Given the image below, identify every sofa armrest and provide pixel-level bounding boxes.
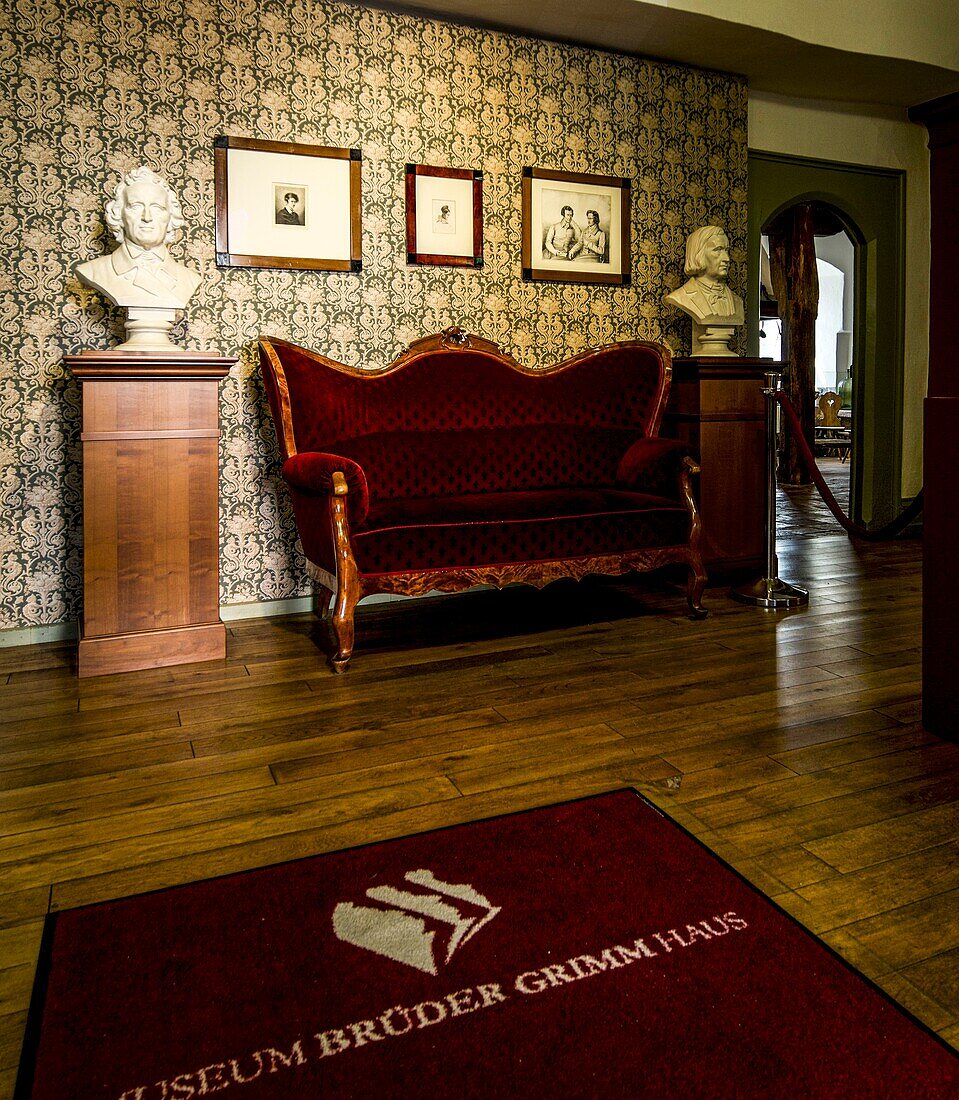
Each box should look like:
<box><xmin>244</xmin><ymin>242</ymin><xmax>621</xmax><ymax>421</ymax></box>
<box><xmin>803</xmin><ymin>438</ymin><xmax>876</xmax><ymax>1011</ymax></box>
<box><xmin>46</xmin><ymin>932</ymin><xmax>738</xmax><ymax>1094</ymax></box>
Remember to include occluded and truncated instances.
<box><xmin>282</xmin><ymin>452</ymin><xmax>370</xmax><ymax>528</ymax></box>
<box><xmin>615</xmin><ymin>437</ymin><xmax>700</xmax><ymax>498</ymax></box>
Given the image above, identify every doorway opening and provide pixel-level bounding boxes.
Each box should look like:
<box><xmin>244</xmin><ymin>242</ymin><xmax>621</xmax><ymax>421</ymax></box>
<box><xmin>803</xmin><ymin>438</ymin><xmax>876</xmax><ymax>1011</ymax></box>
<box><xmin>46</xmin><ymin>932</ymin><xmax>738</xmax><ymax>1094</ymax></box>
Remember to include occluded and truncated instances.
<box><xmin>748</xmin><ymin>151</ymin><xmax>906</xmax><ymax>533</ymax></box>
<box><xmin>759</xmin><ymin>201</ymin><xmax>858</xmax><ymax>539</ymax></box>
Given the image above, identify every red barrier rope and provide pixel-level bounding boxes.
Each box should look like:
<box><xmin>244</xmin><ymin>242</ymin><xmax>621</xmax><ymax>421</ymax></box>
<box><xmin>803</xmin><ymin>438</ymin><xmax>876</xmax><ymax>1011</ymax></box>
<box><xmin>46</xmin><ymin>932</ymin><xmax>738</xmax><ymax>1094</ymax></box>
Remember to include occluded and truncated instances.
<box><xmin>774</xmin><ymin>391</ymin><xmax>923</xmax><ymax>541</ymax></box>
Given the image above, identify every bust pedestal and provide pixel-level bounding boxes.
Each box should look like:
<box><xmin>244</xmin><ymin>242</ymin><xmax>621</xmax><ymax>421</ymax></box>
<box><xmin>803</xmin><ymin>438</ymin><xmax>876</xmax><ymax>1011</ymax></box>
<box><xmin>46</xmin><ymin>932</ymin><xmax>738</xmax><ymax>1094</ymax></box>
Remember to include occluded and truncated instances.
<box><xmin>66</xmin><ymin>350</ymin><xmax>235</xmax><ymax>677</ymax></box>
<box><xmin>691</xmin><ymin>322</ymin><xmax>738</xmax><ymax>357</ymax></box>
<box><xmin>663</xmin><ymin>357</ymin><xmax>780</xmax><ymax>577</ymax></box>
<box><xmin>117</xmin><ymin>307</ymin><xmax>180</xmax><ymax>352</ymax></box>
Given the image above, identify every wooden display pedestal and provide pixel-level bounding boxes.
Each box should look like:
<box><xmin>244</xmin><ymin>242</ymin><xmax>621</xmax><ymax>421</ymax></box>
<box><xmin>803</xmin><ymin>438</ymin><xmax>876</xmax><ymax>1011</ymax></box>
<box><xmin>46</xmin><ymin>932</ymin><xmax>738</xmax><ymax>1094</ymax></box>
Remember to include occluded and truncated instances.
<box><xmin>66</xmin><ymin>350</ymin><xmax>235</xmax><ymax>678</ymax></box>
<box><xmin>663</xmin><ymin>357</ymin><xmax>779</xmax><ymax>577</ymax></box>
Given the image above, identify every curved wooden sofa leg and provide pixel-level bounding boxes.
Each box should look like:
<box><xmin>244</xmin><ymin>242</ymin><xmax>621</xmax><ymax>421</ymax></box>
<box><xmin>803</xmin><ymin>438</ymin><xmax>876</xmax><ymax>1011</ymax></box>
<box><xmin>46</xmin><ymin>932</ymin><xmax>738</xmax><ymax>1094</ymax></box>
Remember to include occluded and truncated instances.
<box><xmin>331</xmin><ymin>580</ymin><xmax>360</xmax><ymax>673</ymax></box>
<box><xmin>329</xmin><ymin>471</ymin><xmax>362</xmax><ymax>674</ymax></box>
<box><xmin>687</xmin><ymin>560</ymin><xmax>708</xmax><ymax>620</ymax></box>
<box><xmin>681</xmin><ymin>455</ymin><xmax>709</xmax><ymax>620</ymax></box>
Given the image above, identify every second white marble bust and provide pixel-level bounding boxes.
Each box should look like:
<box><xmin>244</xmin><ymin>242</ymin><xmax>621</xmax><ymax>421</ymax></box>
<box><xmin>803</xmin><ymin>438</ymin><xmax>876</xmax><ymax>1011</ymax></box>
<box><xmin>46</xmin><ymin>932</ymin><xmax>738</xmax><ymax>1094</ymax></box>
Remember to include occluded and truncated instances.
<box><xmin>664</xmin><ymin>226</ymin><xmax>744</xmax><ymax>325</ymax></box>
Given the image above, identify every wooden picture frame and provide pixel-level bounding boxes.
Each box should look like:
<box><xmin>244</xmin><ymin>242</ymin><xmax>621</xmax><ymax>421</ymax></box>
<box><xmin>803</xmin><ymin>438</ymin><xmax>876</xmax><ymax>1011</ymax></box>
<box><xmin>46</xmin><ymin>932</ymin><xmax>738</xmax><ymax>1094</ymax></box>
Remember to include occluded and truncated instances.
<box><xmin>522</xmin><ymin>168</ymin><xmax>631</xmax><ymax>285</ymax></box>
<box><xmin>406</xmin><ymin>165</ymin><xmax>483</xmax><ymax>267</ymax></box>
<box><xmin>214</xmin><ymin>136</ymin><xmax>362</xmax><ymax>272</ymax></box>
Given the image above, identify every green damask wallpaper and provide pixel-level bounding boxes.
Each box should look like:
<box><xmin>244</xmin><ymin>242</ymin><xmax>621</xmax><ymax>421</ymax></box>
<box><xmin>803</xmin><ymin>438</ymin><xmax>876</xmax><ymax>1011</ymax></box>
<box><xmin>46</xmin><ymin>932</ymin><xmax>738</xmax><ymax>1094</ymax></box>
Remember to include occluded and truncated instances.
<box><xmin>1</xmin><ymin>0</ymin><xmax>747</xmax><ymax>631</ymax></box>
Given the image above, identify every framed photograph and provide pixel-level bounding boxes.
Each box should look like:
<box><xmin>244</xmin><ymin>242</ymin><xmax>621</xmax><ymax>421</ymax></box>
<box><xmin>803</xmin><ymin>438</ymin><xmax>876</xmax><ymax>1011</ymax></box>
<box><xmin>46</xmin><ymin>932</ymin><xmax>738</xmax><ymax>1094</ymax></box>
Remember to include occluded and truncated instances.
<box><xmin>522</xmin><ymin>168</ymin><xmax>630</xmax><ymax>285</ymax></box>
<box><xmin>214</xmin><ymin>136</ymin><xmax>362</xmax><ymax>271</ymax></box>
<box><xmin>406</xmin><ymin>165</ymin><xmax>483</xmax><ymax>267</ymax></box>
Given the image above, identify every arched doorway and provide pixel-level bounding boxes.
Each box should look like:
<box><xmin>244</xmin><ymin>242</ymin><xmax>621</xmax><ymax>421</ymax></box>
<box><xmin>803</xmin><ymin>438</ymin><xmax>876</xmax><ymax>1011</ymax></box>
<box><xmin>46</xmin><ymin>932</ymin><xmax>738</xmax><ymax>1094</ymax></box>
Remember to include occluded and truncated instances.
<box><xmin>748</xmin><ymin>151</ymin><xmax>906</xmax><ymax>531</ymax></box>
<box><xmin>759</xmin><ymin>200</ymin><xmax>859</xmax><ymax>535</ymax></box>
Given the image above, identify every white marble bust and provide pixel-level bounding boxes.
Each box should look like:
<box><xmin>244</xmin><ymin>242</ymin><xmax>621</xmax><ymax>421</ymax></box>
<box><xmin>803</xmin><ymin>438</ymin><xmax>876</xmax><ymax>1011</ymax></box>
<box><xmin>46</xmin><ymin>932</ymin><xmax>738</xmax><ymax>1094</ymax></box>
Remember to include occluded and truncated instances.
<box><xmin>75</xmin><ymin>167</ymin><xmax>201</xmax><ymax>311</ymax></box>
<box><xmin>664</xmin><ymin>226</ymin><xmax>744</xmax><ymax>326</ymax></box>
<box><xmin>664</xmin><ymin>225</ymin><xmax>744</xmax><ymax>356</ymax></box>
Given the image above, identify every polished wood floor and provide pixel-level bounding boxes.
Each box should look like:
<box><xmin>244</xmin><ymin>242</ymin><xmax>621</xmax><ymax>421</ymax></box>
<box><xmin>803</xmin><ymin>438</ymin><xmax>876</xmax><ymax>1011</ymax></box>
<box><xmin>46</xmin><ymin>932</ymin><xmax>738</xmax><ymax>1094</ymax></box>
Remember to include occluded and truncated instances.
<box><xmin>1</xmin><ymin>530</ymin><xmax>955</xmax><ymax>1094</ymax></box>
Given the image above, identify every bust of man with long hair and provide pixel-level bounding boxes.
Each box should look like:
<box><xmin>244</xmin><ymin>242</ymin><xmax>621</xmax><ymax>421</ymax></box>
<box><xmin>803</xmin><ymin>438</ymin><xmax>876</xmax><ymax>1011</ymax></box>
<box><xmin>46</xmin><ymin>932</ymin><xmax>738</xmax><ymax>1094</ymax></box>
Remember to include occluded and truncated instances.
<box><xmin>664</xmin><ymin>226</ymin><xmax>744</xmax><ymax>325</ymax></box>
<box><xmin>75</xmin><ymin>167</ymin><xmax>202</xmax><ymax>310</ymax></box>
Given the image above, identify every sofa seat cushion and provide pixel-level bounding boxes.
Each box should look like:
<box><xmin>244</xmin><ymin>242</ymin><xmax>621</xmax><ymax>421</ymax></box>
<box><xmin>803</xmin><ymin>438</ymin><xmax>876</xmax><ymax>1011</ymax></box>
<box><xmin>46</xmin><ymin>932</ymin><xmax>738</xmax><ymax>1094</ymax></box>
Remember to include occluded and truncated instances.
<box><xmin>352</xmin><ymin>489</ymin><xmax>690</xmax><ymax>574</ymax></box>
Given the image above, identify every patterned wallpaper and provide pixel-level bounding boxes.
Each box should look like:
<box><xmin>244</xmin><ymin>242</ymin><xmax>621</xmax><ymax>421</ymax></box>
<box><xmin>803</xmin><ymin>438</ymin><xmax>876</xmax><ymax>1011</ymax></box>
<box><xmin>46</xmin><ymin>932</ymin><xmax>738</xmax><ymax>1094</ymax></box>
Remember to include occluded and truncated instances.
<box><xmin>0</xmin><ymin>0</ymin><xmax>747</xmax><ymax>629</ymax></box>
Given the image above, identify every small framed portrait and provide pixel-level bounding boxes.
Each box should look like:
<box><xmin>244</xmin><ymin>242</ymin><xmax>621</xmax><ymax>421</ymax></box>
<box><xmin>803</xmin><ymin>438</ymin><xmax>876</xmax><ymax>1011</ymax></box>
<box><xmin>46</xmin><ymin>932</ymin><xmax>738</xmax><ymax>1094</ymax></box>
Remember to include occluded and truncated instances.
<box><xmin>432</xmin><ymin>199</ymin><xmax>455</xmax><ymax>234</ymax></box>
<box><xmin>521</xmin><ymin>168</ymin><xmax>631</xmax><ymax>285</ymax></box>
<box><xmin>274</xmin><ymin>185</ymin><xmax>306</xmax><ymax>227</ymax></box>
<box><xmin>406</xmin><ymin>165</ymin><xmax>483</xmax><ymax>267</ymax></box>
<box><xmin>214</xmin><ymin>136</ymin><xmax>362</xmax><ymax>271</ymax></box>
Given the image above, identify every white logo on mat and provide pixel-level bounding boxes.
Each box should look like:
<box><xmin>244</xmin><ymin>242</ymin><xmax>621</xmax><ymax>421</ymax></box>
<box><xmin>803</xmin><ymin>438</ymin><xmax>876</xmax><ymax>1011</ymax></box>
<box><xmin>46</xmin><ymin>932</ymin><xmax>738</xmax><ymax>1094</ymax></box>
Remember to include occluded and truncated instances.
<box><xmin>332</xmin><ymin>869</ymin><xmax>501</xmax><ymax>975</ymax></box>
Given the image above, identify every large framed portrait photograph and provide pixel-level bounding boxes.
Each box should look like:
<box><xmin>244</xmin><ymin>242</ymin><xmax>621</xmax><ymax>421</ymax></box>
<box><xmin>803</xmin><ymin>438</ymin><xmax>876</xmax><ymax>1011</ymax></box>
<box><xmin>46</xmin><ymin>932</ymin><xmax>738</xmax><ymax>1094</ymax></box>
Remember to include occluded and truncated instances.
<box><xmin>406</xmin><ymin>165</ymin><xmax>483</xmax><ymax>267</ymax></box>
<box><xmin>522</xmin><ymin>168</ymin><xmax>631</xmax><ymax>285</ymax></box>
<box><xmin>214</xmin><ymin>136</ymin><xmax>362</xmax><ymax>271</ymax></box>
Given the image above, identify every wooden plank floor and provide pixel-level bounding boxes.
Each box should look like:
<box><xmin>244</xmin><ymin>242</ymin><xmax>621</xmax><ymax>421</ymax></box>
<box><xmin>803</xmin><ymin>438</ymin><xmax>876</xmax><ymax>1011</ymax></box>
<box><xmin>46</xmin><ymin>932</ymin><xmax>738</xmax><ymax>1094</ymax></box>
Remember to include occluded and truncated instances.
<box><xmin>1</xmin><ymin>532</ymin><xmax>955</xmax><ymax>1094</ymax></box>
<box><xmin>777</xmin><ymin>456</ymin><xmax>850</xmax><ymax>538</ymax></box>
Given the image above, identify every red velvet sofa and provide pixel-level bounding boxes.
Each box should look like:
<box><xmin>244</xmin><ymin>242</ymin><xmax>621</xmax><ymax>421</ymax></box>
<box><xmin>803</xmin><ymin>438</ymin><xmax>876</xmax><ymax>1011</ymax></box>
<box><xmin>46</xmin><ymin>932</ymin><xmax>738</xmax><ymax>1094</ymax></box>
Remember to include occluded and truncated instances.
<box><xmin>259</xmin><ymin>328</ymin><xmax>707</xmax><ymax>671</ymax></box>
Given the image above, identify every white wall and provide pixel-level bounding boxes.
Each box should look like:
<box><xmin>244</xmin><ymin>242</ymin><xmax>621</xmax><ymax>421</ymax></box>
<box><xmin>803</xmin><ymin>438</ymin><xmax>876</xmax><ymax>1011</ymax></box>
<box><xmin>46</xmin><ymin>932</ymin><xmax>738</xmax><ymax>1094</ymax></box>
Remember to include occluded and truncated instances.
<box><xmin>815</xmin><ymin>260</ymin><xmax>844</xmax><ymax>392</ymax></box>
<box><xmin>749</xmin><ymin>91</ymin><xmax>929</xmax><ymax>497</ymax></box>
<box><xmin>816</xmin><ymin>232</ymin><xmax>855</xmax><ymax>335</ymax></box>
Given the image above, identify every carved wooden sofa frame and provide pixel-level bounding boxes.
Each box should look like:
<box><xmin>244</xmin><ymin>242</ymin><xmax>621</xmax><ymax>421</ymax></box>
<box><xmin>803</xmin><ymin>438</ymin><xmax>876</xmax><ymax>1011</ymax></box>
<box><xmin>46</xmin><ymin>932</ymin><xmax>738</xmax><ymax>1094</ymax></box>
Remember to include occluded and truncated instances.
<box><xmin>260</xmin><ymin>328</ymin><xmax>707</xmax><ymax>672</ymax></box>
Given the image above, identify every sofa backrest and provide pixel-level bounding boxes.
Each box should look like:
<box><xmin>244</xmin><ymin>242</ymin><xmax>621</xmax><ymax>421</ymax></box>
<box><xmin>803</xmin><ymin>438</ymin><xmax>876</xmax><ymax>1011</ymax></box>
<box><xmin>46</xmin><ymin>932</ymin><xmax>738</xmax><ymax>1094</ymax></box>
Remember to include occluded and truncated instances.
<box><xmin>260</xmin><ymin>331</ymin><xmax>672</xmax><ymax>498</ymax></box>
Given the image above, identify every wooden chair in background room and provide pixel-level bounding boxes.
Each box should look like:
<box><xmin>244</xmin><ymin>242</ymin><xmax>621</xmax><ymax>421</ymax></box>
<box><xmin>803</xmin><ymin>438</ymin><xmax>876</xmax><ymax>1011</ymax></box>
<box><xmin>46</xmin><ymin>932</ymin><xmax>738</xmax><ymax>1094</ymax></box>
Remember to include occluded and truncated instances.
<box><xmin>815</xmin><ymin>391</ymin><xmax>851</xmax><ymax>461</ymax></box>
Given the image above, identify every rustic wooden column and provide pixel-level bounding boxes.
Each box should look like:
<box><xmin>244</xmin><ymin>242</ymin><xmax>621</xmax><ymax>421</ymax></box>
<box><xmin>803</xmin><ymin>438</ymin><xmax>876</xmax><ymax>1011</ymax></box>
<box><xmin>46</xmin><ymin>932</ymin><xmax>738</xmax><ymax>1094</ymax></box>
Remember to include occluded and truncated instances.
<box><xmin>66</xmin><ymin>351</ymin><xmax>235</xmax><ymax>677</ymax></box>
<box><xmin>664</xmin><ymin>357</ymin><xmax>776</xmax><ymax>577</ymax></box>
<box><xmin>767</xmin><ymin>204</ymin><xmax>819</xmax><ymax>485</ymax></box>
<box><xmin>909</xmin><ymin>92</ymin><xmax>959</xmax><ymax>737</ymax></box>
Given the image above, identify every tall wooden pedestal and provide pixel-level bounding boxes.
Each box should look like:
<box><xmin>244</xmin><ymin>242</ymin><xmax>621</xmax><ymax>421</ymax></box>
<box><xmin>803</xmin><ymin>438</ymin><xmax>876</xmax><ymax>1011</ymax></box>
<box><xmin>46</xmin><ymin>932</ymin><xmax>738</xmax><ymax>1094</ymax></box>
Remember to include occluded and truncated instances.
<box><xmin>66</xmin><ymin>351</ymin><xmax>235</xmax><ymax>677</ymax></box>
<box><xmin>663</xmin><ymin>357</ymin><xmax>778</xmax><ymax>577</ymax></box>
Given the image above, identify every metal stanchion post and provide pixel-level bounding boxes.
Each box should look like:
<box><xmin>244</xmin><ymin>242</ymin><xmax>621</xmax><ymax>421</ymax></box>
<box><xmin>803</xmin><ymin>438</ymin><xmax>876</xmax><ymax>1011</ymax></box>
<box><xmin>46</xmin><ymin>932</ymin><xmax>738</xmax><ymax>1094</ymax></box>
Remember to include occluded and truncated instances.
<box><xmin>732</xmin><ymin>370</ymin><xmax>809</xmax><ymax>609</ymax></box>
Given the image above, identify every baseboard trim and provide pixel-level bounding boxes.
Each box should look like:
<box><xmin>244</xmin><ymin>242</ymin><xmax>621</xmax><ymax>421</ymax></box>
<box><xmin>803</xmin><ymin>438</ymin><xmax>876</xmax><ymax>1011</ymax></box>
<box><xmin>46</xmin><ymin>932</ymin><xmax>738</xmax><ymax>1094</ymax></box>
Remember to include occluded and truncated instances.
<box><xmin>0</xmin><ymin>622</ymin><xmax>79</xmax><ymax>649</ymax></box>
<box><xmin>1</xmin><ymin>587</ymin><xmax>494</xmax><ymax>649</ymax></box>
<box><xmin>219</xmin><ymin>590</ymin><xmax>425</xmax><ymax>622</ymax></box>
<box><xmin>219</xmin><ymin>596</ymin><xmax>319</xmax><ymax>621</ymax></box>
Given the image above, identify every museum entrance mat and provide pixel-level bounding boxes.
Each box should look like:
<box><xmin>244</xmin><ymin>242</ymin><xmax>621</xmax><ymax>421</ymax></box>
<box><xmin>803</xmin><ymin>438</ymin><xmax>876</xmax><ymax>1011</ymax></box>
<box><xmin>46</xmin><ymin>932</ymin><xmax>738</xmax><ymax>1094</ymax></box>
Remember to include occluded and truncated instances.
<box><xmin>17</xmin><ymin>790</ymin><xmax>959</xmax><ymax>1097</ymax></box>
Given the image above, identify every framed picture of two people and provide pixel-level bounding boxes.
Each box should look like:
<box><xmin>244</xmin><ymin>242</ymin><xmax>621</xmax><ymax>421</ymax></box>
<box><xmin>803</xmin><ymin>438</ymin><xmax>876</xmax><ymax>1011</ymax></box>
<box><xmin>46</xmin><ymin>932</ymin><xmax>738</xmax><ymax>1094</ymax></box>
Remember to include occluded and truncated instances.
<box><xmin>522</xmin><ymin>167</ymin><xmax>631</xmax><ymax>286</ymax></box>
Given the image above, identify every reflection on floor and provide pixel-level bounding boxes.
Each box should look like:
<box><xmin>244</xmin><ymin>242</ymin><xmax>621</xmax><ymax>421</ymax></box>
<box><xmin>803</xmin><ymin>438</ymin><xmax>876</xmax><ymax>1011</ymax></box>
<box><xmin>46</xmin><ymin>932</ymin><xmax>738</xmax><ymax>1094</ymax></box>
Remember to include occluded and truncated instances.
<box><xmin>777</xmin><ymin>457</ymin><xmax>851</xmax><ymax>540</ymax></box>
